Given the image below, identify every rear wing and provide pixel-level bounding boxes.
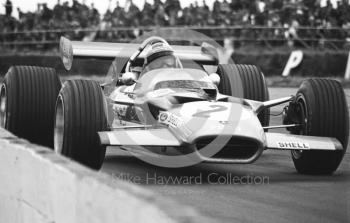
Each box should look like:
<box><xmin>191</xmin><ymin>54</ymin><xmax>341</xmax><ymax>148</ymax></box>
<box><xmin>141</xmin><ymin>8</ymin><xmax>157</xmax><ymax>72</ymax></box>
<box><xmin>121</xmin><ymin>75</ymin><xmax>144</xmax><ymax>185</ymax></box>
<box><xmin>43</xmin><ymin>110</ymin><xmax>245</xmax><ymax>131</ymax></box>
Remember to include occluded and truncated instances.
<box><xmin>59</xmin><ymin>37</ymin><xmax>218</xmax><ymax>70</ymax></box>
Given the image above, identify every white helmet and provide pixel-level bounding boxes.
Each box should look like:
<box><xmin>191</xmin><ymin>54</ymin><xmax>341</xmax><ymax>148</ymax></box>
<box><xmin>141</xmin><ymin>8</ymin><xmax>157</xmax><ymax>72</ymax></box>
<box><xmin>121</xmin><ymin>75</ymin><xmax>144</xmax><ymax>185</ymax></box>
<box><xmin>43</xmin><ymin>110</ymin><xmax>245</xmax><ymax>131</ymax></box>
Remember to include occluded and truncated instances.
<box><xmin>143</xmin><ymin>42</ymin><xmax>182</xmax><ymax>72</ymax></box>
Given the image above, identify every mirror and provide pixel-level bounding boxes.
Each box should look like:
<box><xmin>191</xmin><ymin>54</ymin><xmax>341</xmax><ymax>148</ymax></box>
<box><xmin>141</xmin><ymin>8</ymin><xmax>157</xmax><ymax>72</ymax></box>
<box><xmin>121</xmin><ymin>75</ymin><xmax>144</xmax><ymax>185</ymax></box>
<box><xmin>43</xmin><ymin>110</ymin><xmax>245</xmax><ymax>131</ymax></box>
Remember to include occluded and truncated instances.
<box><xmin>209</xmin><ymin>73</ymin><xmax>220</xmax><ymax>86</ymax></box>
<box><xmin>59</xmin><ymin>37</ymin><xmax>73</xmax><ymax>71</ymax></box>
<box><xmin>121</xmin><ymin>72</ymin><xmax>138</xmax><ymax>86</ymax></box>
<box><xmin>201</xmin><ymin>42</ymin><xmax>219</xmax><ymax>61</ymax></box>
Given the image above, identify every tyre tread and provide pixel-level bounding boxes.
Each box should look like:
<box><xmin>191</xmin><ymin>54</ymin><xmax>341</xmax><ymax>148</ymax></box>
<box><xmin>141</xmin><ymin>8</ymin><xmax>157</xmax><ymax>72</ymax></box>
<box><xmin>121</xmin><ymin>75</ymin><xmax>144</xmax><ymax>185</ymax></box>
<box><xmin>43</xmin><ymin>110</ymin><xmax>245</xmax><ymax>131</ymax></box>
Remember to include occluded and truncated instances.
<box><xmin>2</xmin><ymin>66</ymin><xmax>61</xmax><ymax>147</ymax></box>
<box><xmin>217</xmin><ymin>64</ymin><xmax>270</xmax><ymax>127</ymax></box>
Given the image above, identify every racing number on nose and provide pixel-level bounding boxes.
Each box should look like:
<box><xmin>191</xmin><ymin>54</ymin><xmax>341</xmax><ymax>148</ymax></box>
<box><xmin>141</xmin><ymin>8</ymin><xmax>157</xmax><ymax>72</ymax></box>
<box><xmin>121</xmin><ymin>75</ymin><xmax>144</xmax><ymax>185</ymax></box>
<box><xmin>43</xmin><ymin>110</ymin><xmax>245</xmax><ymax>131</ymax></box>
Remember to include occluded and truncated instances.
<box><xmin>193</xmin><ymin>105</ymin><xmax>228</xmax><ymax>118</ymax></box>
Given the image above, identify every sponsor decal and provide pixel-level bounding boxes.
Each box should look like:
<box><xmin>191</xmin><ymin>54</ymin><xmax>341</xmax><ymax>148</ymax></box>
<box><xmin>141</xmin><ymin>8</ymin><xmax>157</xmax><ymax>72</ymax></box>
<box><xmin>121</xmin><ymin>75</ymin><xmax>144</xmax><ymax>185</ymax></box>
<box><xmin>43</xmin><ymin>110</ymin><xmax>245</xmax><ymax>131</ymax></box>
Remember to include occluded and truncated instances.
<box><xmin>113</xmin><ymin>104</ymin><xmax>129</xmax><ymax>117</ymax></box>
<box><xmin>158</xmin><ymin>112</ymin><xmax>182</xmax><ymax>128</ymax></box>
<box><xmin>159</xmin><ymin>112</ymin><xmax>169</xmax><ymax>122</ymax></box>
<box><xmin>158</xmin><ymin>112</ymin><xmax>192</xmax><ymax>139</ymax></box>
<box><xmin>277</xmin><ymin>142</ymin><xmax>310</xmax><ymax>149</ymax></box>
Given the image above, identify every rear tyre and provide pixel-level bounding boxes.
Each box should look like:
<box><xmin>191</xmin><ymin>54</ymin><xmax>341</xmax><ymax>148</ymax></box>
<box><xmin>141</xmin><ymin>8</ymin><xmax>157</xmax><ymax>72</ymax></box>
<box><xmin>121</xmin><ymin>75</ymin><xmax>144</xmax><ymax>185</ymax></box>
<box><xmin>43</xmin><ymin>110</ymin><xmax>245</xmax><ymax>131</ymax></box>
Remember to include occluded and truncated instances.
<box><xmin>54</xmin><ymin>80</ymin><xmax>107</xmax><ymax>170</ymax></box>
<box><xmin>216</xmin><ymin>64</ymin><xmax>270</xmax><ymax>127</ymax></box>
<box><xmin>0</xmin><ymin>66</ymin><xmax>61</xmax><ymax>147</ymax></box>
<box><xmin>291</xmin><ymin>79</ymin><xmax>349</xmax><ymax>174</ymax></box>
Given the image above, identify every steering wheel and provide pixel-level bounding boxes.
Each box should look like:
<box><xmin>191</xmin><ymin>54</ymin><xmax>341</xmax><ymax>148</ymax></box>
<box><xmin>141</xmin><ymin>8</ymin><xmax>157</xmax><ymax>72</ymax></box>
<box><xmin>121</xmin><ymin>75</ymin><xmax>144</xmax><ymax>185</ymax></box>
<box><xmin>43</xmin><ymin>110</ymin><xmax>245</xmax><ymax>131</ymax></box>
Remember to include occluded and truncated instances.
<box><xmin>125</xmin><ymin>36</ymin><xmax>169</xmax><ymax>72</ymax></box>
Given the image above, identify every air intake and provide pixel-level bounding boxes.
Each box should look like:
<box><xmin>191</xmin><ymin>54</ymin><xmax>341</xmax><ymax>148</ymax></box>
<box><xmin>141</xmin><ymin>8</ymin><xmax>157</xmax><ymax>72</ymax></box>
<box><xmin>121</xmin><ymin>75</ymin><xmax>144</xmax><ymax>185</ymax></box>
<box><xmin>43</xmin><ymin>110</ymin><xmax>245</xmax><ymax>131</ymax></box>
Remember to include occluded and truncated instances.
<box><xmin>195</xmin><ymin>136</ymin><xmax>263</xmax><ymax>163</ymax></box>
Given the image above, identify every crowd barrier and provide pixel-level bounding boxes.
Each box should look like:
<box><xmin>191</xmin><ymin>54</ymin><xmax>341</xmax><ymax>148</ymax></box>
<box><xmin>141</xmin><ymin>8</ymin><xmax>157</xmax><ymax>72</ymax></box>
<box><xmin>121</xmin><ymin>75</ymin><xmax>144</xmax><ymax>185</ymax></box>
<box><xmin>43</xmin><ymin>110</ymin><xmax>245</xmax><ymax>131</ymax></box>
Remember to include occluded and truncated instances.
<box><xmin>0</xmin><ymin>128</ymin><xmax>213</xmax><ymax>223</ymax></box>
<box><xmin>1</xmin><ymin>26</ymin><xmax>349</xmax><ymax>51</ymax></box>
<box><xmin>0</xmin><ymin>51</ymin><xmax>348</xmax><ymax>77</ymax></box>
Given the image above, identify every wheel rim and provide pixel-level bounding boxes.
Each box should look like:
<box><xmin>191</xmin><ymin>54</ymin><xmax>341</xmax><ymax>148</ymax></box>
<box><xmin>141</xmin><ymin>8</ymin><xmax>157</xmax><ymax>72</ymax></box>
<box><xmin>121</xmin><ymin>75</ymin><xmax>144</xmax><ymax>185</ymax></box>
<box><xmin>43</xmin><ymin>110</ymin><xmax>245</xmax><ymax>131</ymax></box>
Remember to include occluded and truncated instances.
<box><xmin>54</xmin><ymin>95</ymin><xmax>65</xmax><ymax>154</ymax></box>
<box><xmin>291</xmin><ymin>149</ymin><xmax>303</xmax><ymax>159</ymax></box>
<box><xmin>0</xmin><ymin>84</ymin><xmax>7</xmax><ymax>128</ymax></box>
<box><xmin>291</xmin><ymin>96</ymin><xmax>308</xmax><ymax>160</ymax></box>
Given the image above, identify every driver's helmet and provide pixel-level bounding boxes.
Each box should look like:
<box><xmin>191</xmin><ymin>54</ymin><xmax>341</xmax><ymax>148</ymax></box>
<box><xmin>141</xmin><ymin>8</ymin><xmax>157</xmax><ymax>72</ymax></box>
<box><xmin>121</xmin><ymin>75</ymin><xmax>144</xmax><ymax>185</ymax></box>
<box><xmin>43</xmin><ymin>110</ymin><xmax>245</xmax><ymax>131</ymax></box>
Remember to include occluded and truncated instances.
<box><xmin>143</xmin><ymin>42</ymin><xmax>182</xmax><ymax>73</ymax></box>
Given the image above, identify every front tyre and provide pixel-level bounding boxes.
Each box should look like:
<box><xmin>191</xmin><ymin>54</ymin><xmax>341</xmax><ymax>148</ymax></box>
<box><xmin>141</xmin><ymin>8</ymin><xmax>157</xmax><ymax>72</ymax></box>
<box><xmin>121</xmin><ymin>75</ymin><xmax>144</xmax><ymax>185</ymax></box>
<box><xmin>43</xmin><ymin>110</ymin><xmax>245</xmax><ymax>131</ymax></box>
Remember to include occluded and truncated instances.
<box><xmin>54</xmin><ymin>80</ymin><xmax>107</xmax><ymax>170</ymax></box>
<box><xmin>0</xmin><ymin>66</ymin><xmax>61</xmax><ymax>147</ymax></box>
<box><xmin>291</xmin><ymin>79</ymin><xmax>349</xmax><ymax>174</ymax></box>
<box><xmin>216</xmin><ymin>64</ymin><xmax>270</xmax><ymax>127</ymax></box>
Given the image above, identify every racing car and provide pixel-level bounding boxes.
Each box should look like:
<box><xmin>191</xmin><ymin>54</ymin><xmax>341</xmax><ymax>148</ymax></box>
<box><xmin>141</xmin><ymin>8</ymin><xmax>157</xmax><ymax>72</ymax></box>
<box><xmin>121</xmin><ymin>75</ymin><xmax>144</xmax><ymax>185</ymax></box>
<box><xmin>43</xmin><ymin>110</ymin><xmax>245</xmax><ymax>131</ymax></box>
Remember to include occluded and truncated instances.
<box><xmin>0</xmin><ymin>36</ymin><xmax>348</xmax><ymax>174</ymax></box>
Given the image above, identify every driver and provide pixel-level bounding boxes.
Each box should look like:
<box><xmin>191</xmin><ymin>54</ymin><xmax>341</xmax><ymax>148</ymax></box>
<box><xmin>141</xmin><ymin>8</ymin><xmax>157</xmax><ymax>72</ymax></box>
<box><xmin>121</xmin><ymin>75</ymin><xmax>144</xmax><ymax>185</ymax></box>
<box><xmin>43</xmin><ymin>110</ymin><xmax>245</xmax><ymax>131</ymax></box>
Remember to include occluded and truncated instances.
<box><xmin>142</xmin><ymin>42</ymin><xmax>183</xmax><ymax>74</ymax></box>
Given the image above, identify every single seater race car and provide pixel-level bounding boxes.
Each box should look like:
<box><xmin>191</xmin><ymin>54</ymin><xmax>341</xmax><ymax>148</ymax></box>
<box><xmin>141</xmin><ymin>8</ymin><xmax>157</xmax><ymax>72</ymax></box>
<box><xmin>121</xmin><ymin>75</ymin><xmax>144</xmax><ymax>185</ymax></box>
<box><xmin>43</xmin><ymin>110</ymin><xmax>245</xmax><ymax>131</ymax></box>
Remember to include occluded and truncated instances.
<box><xmin>0</xmin><ymin>36</ymin><xmax>348</xmax><ymax>174</ymax></box>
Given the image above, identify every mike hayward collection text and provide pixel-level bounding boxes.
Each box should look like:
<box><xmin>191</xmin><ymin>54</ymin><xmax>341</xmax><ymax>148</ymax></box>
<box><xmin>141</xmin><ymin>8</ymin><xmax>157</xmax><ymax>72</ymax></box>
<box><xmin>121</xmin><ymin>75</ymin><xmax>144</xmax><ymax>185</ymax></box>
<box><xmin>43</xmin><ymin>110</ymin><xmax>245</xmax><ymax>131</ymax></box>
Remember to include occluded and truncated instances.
<box><xmin>112</xmin><ymin>173</ymin><xmax>270</xmax><ymax>185</ymax></box>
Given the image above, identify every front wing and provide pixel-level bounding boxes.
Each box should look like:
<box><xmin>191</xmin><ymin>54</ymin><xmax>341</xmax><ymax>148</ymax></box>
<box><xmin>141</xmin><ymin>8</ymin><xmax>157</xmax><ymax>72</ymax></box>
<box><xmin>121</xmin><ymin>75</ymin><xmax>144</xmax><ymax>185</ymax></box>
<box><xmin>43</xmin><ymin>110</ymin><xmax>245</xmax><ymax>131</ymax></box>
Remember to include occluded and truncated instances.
<box><xmin>98</xmin><ymin>128</ymin><xmax>182</xmax><ymax>147</ymax></box>
<box><xmin>265</xmin><ymin>133</ymin><xmax>343</xmax><ymax>151</ymax></box>
<box><xmin>98</xmin><ymin>129</ymin><xmax>343</xmax><ymax>151</ymax></box>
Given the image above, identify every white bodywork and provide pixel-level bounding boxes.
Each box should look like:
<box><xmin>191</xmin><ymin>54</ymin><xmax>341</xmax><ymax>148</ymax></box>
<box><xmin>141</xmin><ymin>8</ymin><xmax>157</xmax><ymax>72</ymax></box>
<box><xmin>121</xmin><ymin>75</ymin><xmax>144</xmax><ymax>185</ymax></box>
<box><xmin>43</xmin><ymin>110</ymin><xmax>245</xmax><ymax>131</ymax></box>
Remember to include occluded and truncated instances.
<box><xmin>60</xmin><ymin>37</ymin><xmax>344</xmax><ymax>164</ymax></box>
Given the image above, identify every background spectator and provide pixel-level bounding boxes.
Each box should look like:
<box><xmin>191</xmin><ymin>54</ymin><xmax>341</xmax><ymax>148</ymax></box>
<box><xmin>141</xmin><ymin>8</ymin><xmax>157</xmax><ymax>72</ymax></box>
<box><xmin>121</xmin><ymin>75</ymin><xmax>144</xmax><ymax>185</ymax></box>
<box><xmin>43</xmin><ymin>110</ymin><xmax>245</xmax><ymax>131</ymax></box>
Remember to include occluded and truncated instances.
<box><xmin>1</xmin><ymin>0</ymin><xmax>349</xmax><ymax>50</ymax></box>
<box><xmin>4</xmin><ymin>0</ymin><xmax>12</xmax><ymax>17</ymax></box>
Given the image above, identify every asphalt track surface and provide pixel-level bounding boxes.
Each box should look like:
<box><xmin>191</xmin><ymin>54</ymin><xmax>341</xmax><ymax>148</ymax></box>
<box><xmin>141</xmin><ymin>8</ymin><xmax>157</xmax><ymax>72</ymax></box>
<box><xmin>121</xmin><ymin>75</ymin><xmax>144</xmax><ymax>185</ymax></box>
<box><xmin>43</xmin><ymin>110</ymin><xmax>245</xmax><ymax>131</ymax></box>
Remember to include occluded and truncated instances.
<box><xmin>101</xmin><ymin>88</ymin><xmax>350</xmax><ymax>223</ymax></box>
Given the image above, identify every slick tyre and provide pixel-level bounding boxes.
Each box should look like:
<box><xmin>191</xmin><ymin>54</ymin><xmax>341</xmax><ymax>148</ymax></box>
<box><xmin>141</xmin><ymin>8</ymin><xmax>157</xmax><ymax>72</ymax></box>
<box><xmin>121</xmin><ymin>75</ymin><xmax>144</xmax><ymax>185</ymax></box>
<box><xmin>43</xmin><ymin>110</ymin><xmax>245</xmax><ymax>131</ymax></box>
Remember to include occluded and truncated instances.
<box><xmin>291</xmin><ymin>79</ymin><xmax>349</xmax><ymax>175</ymax></box>
<box><xmin>0</xmin><ymin>66</ymin><xmax>61</xmax><ymax>147</ymax></box>
<box><xmin>216</xmin><ymin>64</ymin><xmax>270</xmax><ymax>127</ymax></box>
<box><xmin>54</xmin><ymin>80</ymin><xmax>107</xmax><ymax>170</ymax></box>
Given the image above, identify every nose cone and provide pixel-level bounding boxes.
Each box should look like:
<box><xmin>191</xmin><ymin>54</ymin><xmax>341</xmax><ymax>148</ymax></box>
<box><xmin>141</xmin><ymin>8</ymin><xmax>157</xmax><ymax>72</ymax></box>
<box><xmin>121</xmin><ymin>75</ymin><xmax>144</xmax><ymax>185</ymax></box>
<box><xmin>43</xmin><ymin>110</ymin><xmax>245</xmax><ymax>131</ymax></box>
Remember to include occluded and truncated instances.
<box><xmin>169</xmin><ymin>101</ymin><xmax>265</xmax><ymax>144</ymax></box>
